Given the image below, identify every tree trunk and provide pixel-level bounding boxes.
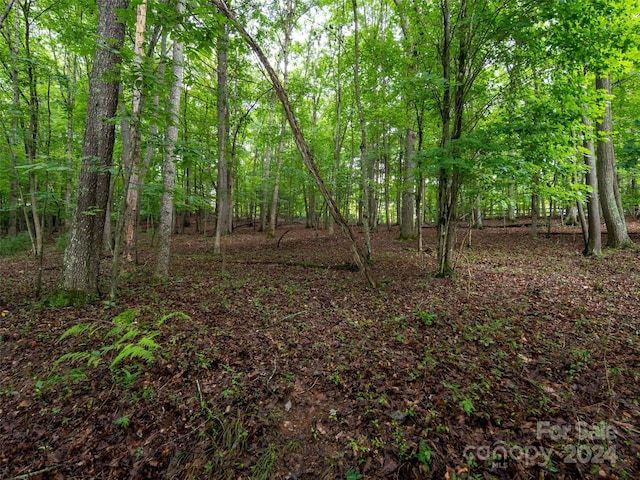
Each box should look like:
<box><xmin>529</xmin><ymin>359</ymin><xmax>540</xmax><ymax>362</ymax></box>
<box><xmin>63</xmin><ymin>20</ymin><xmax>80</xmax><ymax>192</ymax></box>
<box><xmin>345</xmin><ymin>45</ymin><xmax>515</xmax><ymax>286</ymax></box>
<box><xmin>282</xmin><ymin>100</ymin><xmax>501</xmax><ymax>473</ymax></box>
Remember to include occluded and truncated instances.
<box><xmin>595</xmin><ymin>74</ymin><xmax>632</xmax><ymax>248</ymax></box>
<box><xmin>329</xmin><ymin>46</ymin><xmax>344</xmax><ymax>235</ymax></box>
<box><xmin>268</xmin><ymin>121</ymin><xmax>286</xmax><ymax>236</ymax></box>
<box><xmin>214</xmin><ymin>21</ymin><xmax>229</xmax><ymax>254</ymax></box>
<box><xmin>259</xmin><ymin>99</ymin><xmax>274</xmax><ymax>232</ymax></box>
<box><xmin>123</xmin><ymin>0</ymin><xmax>149</xmax><ymax>264</ymax></box>
<box><xmin>352</xmin><ymin>0</ymin><xmax>372</xmax><ymax>261</ymax></box>
<box><xmin>582</xmin><ymin>114</ymin><xmax>601</xmax><ymax>255</ymax></box>
<box><xmin>154</xmin><ymin>0</ymin><xmax>184</xmax><ymax>279</ymax></box>
<box><xmin>62</xmin><ymin>52</ymin><xmax>78</xmax><ymax>233</ymax></box>
<box><xmin>531</xmin><ymin>191</ymin><xmax>539</xmax><ymax>239</ymax></box>
<box><xmin>399</xmin><ymin>129</ymin><xmax>416</xmax><ymax>239</ymax></box>
<box><xmin>61</xmin><ymin>0</ymin><xmax>128</xmax><ymax>295</ymax></box>
<box><xmin>435</xmin><ymin>0</ymin><xmax>464</xmax><ymax>278</ymax></box>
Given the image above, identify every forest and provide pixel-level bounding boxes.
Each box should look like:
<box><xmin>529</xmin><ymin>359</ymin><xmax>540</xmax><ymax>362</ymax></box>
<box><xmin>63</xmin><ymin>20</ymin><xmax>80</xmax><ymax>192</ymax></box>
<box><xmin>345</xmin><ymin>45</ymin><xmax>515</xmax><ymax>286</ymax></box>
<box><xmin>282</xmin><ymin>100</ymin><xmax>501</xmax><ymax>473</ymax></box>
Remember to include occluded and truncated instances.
<box><xmin>1</xmin><ymin>0</ymin><xmax>640</xmax><ymax>478</ymax></box>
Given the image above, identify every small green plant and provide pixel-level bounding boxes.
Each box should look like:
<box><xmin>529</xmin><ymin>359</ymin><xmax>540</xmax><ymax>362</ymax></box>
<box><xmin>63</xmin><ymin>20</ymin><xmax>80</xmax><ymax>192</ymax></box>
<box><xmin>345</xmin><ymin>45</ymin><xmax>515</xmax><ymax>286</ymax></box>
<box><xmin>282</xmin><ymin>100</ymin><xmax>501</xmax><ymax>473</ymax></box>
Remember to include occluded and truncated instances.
<box><xmin>251</xmin><ymin>445</ymin><xmax>278</xmax><ymax>480</ymax></box>
<box><xmin>346</xmin><ymin>469</ymin><xmax>363</xmax><ymax>480</ymax></box>
<box><xmin>459</xmin><ymin>398</ymin><xmax>475</xmax><ymax>416</ymax></box>
<box><xmin>114</xmin><ymin>415</ymin><xmax>130</xmax><ymax>429</ymax></box>
<box><xmin>415</xmin><ymin>440</ymin><xmax>434</xmax><ymax>468</ymax></box>
<box><xmin>415</xmin><ymin>310</ymin><xmax>437</xmax><ymax>326</ymax></box>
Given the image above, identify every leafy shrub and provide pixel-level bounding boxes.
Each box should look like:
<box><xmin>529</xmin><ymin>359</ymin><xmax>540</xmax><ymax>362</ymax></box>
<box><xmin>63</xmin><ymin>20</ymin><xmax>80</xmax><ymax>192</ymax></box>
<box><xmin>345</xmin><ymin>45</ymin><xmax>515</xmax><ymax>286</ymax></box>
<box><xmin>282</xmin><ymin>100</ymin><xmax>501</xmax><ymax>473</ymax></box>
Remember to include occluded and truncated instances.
<box><xmin>0</xmin><ymin>232</ymin><xmax>32</xmax><ymax>256</ymax></box>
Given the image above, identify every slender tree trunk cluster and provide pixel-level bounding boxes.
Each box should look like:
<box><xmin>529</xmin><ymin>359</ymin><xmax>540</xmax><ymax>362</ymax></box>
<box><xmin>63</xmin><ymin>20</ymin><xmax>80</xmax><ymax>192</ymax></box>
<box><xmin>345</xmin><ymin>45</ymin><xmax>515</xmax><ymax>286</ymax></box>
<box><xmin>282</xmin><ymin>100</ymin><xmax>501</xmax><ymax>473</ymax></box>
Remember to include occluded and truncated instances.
<box><xmin>1</xmin><ymin>0</ymin><xmax>632</xmax><ymax>299</ymax></box>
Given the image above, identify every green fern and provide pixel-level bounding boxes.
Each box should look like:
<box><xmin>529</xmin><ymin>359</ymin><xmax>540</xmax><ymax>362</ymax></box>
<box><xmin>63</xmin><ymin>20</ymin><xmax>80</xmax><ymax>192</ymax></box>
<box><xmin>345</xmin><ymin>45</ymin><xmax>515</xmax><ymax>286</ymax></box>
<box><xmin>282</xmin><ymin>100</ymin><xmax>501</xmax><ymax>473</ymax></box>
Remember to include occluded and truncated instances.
<box><xmin>157</xmin><ymin>311</ymin><xmax>191</xmax><ymax>326</ymax></box>
<box><xmin>57</xmin><ymin>322</ymin><xmax>101</xmax><ymax>343</ymax></box>
<box><xmin>54</xmin><ymin>310</ymin><xmax>181</xmax><ymax>377</ymax></box>
<box><xmin>112</xmin><ymin>308</ymin><xmax>140</xmax><ymax>326</ymax></box>
<box><xmin>138</xmin><ymin>333</ymin><xmax>160</xmax><ymax>349</ymax></box>
<box><xmin>110</xmin><ymin>327</ymin><xmax>141</xmax><ymax>344</ymax></box>
<box><xmin>53</xmin><ymin>350</ymin><xmax>102</xmax><ymax>370</ymax></box>
<box><xmin>110</xmin><ymin>343</ymin><xmax>156</xmax><ymax>368</ymax></box>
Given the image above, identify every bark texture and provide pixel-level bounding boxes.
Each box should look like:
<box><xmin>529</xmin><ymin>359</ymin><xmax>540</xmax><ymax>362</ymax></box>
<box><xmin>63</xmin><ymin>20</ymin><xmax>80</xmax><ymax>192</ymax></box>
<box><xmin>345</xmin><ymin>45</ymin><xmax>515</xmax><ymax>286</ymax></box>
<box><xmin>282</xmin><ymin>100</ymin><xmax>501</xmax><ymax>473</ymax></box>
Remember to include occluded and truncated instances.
<box><xmin>154</xmin><ymin>0</ymin><xmax>185</xmax><ymax>279</ymax></box>
<box><xmin>61</xmin><ymin>0</ymin><xmax>128</xmax><ymax>294</ymax></box>
<box><xmin>595</xmin><ymin>75</ymin><xmax>632</xmax><ymax>248</ymax></box>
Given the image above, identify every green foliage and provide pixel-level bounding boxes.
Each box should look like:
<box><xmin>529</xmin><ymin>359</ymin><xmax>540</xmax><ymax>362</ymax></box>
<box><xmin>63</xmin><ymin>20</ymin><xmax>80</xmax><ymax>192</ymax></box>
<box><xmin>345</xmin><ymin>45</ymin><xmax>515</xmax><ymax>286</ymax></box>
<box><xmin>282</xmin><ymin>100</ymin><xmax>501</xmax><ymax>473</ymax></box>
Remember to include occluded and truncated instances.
<box><xmin>250</xmin><ymin>445</ymin><xmax>278</xmax><ymax>480</ymax></box>
<box><xmin>53</xmin><ymin>308</ymin><xmax>187</xmax><ymax>374</ymax></box>
<box><xmin>114</xmin><ymin>415</ymin><xmax>130</xmax><ymax>429</ymax></box>
<box><xmin>0</xmin><ymin>232</ymin><xmax>32</xmax><ymax>256</ymax></box>
<box><xmin>414</xmin><ymin>310</ymin><xmax>436</xmax><ymax>327</ymax></box>
<box><xmin>346</xmin><ymin>469</ymin><xmax>363</xmax><ymax>480</ymax></box>
<box><xmin>415</xmin><ymin>440</ymin><xmax>434</xmax><ymax>468</ymax></box>
<box><xmin>459</xmin><ymin>398</ymin><xmax>475</xmax><ymax>416</ymax></box>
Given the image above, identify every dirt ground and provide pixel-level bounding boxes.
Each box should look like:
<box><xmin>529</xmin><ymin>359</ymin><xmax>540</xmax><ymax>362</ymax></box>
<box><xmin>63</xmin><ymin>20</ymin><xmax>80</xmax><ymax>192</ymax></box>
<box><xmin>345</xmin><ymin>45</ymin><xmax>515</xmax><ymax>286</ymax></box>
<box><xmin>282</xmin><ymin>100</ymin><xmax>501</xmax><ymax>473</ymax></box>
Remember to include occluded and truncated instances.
<box><xmin>1</xmin><ymin>220</ymin><xmax>639</xmax><ymax>479</ymax></box>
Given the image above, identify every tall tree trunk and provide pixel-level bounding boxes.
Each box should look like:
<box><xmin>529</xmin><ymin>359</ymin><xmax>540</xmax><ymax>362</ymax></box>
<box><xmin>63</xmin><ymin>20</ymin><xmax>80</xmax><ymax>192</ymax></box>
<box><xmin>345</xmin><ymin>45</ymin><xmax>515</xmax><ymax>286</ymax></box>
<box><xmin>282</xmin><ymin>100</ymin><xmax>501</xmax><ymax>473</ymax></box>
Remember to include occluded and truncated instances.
<box><xmin>214</xmin><ymin>20</ymin><xmax>229</xmax><ymax>254</ymax></box>
<box><xmin>7</xmin><ymin>9</ymin><xmax>21</xmax><ymax>238</ymax></box>
<box><xmin>328</xmin><ymin>36</ymin><xmax>344</xmax><ymax>235</ymax></box>
<box><xmin>123</xmin><ymin>0</ymin><xmax>149</xmax><ymax>264</ymax></box>
<box><xmin>531</xmin><ymin>189</ymin><xmax>539</xmax><ymax>239</ymax></box>
<box><xmin>62</xmin><ymin>52</ymin><xmax>78</xmax><ymax>233</ymax></box>
<box><xmin>595</xmin><ymin>74</ymin><xmax>632</xmax><ymax>248</ymax></box>
<box><xmin>435</xmin><ymin>0</ymin><xmax>462</xmax><ymax>278</ymax></box>
<box><xmin>15</xmin><ymin>2</ymin><xmax>43</xmax><ymax>256</ymax></box>
<box><xmin>259</xmin><ymin>99</ymin><xmax>274</xmax><ymax>232</ymax></box>
<box><xmin>582</xmin><ymin>114</ymin><xmax>602</xmax><ymax>255</ymax></box>
<box><xmin>212</xmin><ymin>0</ymin><xmax>376</xmax><ymax>287</ymax></box>
<box><xmin>268</xmin><ymin>121</ymin><xmax>286</xmax><ymax>236</ymax></box>
<box><xmin>351</xmin><ymin>0</ymin><xmax>372</xmax><ymax>261</ymax></box>
<box><xmin>61</xmin><ymin>0</ymin><xmax>128</xmax><ymax>295</ymax></box>
<box><xmin>154</xmin><ymin>0</ymin><xmax>184</xmax><ymax>279</ymax></box>
<box><xmin>399</xmin><ymin>129</ymin><xmax>416</xmax><ymax>239</ymax></box>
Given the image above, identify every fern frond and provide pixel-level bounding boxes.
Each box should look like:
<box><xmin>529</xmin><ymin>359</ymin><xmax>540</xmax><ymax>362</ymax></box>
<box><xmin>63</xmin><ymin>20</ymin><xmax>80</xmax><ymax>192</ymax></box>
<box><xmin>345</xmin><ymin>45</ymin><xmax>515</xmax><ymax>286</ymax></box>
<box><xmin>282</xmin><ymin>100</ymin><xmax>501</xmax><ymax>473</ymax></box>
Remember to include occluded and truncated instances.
<box><xmin>52</xmin><ymin>351</ymin><xmax>93</xmax><ymax>370</ymax></box>
<box><xmin>138</xmin><ymin>332</ymin><xmax>160</xmax><ymax>350</ymax></box>
<box><xmin>58</xmin><ymin>323</ymin><xmax>101</xmax><ymax>343</ymax></box>
<box><xmin>110</xmin><ymin>344</ymin><xmax>156</xmax><ymax>368</ymax></box>
<box><xmin>113</xmin><ymin>328</ymin><xmax>141</xmax><ymax>345</ymax></box>
<box><xmin>105</xmin><ymin>323</ymin><xmax>128</xmax><ymax>339</ymax></box>
<box><xmin>113</xmin><ymin>308</ymin><xmax>140</xmax><ymax>326</ymax></box>
<box><xmin>157</xmin><ymin>311</ymin><xmax>191</xmax><ymax>326</ymax></box>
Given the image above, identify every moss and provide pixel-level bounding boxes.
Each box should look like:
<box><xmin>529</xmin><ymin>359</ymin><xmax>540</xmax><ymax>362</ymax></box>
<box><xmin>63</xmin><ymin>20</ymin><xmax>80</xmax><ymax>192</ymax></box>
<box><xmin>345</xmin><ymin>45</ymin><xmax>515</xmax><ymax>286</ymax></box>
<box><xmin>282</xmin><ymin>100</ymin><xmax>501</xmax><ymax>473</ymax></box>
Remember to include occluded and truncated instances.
<box><xmin>40</xmin><ymin>290</ymin><xmax>97</xmax><ymax>308</ymax></box>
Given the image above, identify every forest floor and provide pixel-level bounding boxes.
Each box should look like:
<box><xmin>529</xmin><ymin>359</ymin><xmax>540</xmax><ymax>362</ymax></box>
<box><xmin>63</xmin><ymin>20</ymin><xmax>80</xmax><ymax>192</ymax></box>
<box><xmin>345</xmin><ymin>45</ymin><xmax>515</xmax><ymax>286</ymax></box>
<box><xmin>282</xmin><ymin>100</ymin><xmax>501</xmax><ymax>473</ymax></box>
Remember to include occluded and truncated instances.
<box><xmin>1</xmin><ymin>220</ymin><xmax>640</xmax><ymax>480</ymax></box>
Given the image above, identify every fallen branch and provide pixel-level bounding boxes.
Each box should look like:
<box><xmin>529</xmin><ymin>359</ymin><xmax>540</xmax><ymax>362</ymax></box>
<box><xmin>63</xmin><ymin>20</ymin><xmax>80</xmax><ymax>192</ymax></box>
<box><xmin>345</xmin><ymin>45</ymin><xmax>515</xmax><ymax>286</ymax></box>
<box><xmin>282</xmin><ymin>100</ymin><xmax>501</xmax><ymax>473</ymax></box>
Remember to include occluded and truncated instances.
<box><xmin>8</xmin><ymin>465</ymin><xmax>62</xmax><ymax>480</ymax></box>
<box><xmin>277</xmin><ymin>229</ymin><xmax>290</xmax><ymax>248</ymax></box>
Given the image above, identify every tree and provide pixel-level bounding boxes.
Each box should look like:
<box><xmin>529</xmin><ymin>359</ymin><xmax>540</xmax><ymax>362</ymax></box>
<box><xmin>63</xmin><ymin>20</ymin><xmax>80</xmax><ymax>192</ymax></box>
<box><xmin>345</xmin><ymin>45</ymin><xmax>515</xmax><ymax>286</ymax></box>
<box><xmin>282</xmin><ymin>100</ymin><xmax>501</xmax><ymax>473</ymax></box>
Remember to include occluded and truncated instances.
<box><xmin>214</xmin><ymin>18</ymin><xmax>230</xmax><ymax>254</ymax></box>
<box><xmin>596</xmin><ymin>74</ymin><xmax>632</xmax><ymax>247</ymax></box>
<box><xmin>61</xmin><ymin>0</ymin><xmax>129</xmax><ymax>295</ymax></box>
<box><xmin>155</xmin><ymin>0</ymin><xmax>185</xmax><ymax>279</ymax></box>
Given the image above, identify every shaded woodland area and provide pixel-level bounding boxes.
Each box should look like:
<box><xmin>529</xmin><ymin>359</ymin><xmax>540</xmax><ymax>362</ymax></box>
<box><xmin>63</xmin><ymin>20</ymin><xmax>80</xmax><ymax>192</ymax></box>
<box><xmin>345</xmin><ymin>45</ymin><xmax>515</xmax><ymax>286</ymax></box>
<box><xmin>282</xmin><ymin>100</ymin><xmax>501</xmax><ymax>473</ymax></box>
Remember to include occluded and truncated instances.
<box><xmin>2</xmin><ymin>0</ymin><xmax>640</xmax><ymax>477</ymax></box>
<box><xmin>1</xmin><ymin>221</ymin><xmax>640</xmax><ymax>479</ymax></box>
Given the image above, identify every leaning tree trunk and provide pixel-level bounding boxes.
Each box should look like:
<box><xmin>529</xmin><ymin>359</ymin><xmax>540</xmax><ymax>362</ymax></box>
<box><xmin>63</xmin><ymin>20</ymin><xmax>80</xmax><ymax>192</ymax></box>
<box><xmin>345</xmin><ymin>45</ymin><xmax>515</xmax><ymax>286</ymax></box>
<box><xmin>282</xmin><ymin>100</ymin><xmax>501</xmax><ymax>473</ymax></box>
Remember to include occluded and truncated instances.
<box><xmin>595</xmin><ymin>74</ymin><xmax>632</xmax><ymax>248</ymax></box>
<box><xmin>154</xmin><ymin>0</ymin><xmax>184</xmax><ymax>279</ymax></box>
<box><xmin>211</xmin><ymin>0</ymin><xmax>376</xmax><ymax>287</ymax></box>
<box><xmin>61</xmin><ymin>0</ymin><xmax>128</xmax><ymax>295</ymax></box>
